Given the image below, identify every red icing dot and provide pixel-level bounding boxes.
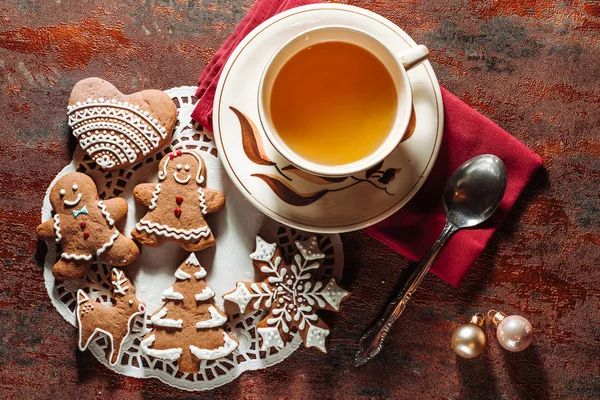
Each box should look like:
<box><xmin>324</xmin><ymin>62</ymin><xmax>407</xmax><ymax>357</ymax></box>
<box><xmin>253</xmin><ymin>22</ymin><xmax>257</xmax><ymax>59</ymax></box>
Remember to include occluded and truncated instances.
<box><xmin>83</xmin><ymin>232</ymin><xmax>90</xmax><ymax>239</ymax></box>
<box><xmin>169</xmin><ymin>154</ymin><xmax>175</xmax><ymax>160</ymax></box>
<box><xmin>176</xmin><ymin>196</ymin><xmax>183</xmax><ymax>205</ymax></box>
<box><xmin>174</xmin><ymin>208</ymin><xmax>182</xmax><ymax>218</ymax></box>
<box><xmin>176</xmin><ymin>150</ymin><xmax>182</xmax><ymax>156</ymax></box>
<box><xmin>80</xmin><ymin>221</ymin><xmax>86</xmax><ymax>229</ymax></box>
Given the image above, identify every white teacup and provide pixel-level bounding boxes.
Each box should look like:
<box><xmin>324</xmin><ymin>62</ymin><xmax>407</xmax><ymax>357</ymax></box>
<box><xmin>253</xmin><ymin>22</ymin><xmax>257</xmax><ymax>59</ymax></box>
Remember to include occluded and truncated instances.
<box><xmin>257</xmin><ymin>26</ymin><xmax>429</xmax><ymax>177</ymax></box>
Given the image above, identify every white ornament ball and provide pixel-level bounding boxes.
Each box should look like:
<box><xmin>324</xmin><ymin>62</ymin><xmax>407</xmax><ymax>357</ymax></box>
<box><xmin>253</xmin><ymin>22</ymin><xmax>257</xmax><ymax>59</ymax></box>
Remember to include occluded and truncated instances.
<box><xmin>496</xmin><ymin>315</ymin><xmax>533</xmax><ymax>352</ymax></box>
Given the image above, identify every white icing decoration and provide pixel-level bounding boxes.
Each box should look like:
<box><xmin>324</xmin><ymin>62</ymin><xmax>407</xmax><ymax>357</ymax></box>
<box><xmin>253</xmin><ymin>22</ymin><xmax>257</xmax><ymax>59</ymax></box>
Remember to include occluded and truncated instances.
<box><xmin>223</xmin><ymin>282</ymin><xmax>252</xmax><ymax>313</ymax></box>
<box><xmin>76</xmin><ymin>288</ymin><xmax>146</xmax><ymax>366</ymax></box>
<box><xmin>249</xmin><ymin>236</ymin><xmax>277</xmax><ymax>262</ymax></box>
<box><xmin>295</xmin><ymin>236</ymin><xmax>326</xmax><ymax>261</ymax></box>
<box><xmin>135</xmin><ymin>219</ymin><xmax>211</xmax><ymax>240</ymax></box>
<box><xmin>189</xmin><ymin>332</ymin><xmax>238</xmax><ymax>360</ymax></box>
<box><xmin>151</xmin><ymin>307</ymin><xmax>183</xmax><ymax>328</ymax></box>
<box><xmin>67</xmin><ymin>99</ymin><xmax>168</xmax><ymax>169</ymax></box>
<box><xmin>61</xmin><ymin>253</ymin><xmax>92</xmax><ymax>261</ymax></box>
<box><xmin>111</xmin><ymin>269</ymin><xmax>130</xmax><ymax>296</ymax></box>
<box><xmin>257</xmin><ymin>327</ymin><xmax>285</xmax><ymax>350</ymax></box>
<box><xmin>198</xmin><ymin>188</ymin><xmax>208</xmax><ymax>215</ymax></box>
<box><xmin>320</xmin><ymin>278</ymin><xmax>349</xmax><ymax>310</ymax></box>
<box><xmin>174</xmin><ymin>268</ymin><xmax>191</xmax><ymax>280</ymax></box>
<box><xmin>97</xmin><ymin>229</ymin><xmax>120</xmax><ymax>256</ymax></box>
<box><xmin>162</xmin><ymin>287</ymin><xmax>184</xmax><ymax>300</ymax></box>
<box><xmin>72</xmin><ymin>184</ymin><xmax>78</xmax><ymax>191</ymax></box>
<box><xmin>195</xmin><ymin>306</ymin><xmax>227</xmax><ymax>328</ymax></box>
<box><xmin>158</xmin><ymin>149</ymin><xmax>205</xmax><ymax>185</ymax></box>
<box><xmin>224</xmin><ymin>237</ymin><xmax>347</xmax><ymax>352</ymax></box>
<box><xmin>195</xmin><ymin>287</ymin><xmax>215</xmax><ymax>301</ymax></box>
<box><xmin>140</xmin><ymin>334</ymin><xmax>182</xmax><ymax>361</ymax></box>
<box><xmin>97</xmin><ymin>200</ymin><xmax>115</xmax><ymax>226</ymax></box>
<box><xmin>174</xmin><ymin>172</ymin><xmax>191</xmax><ymax>184</ymax></box>
<box><xmin>63</xmin><ymin>193</ymin><xmax>82</xmax><ymax>206</ymax></box>
<box><xmin>185</xmin><ymin>253</ymin><xmax>200</xmax><ymax>266</ymax></box>
<box><xmin>195</xmin><ymin>268</ymin><xmax>207</xmax><ymax>280</ymax></box>
<box><xmin>53</xmin><ymin>214</ymin><xmax>62</xmax><ymax>242</ymax></box>
<box><xmin>148</xmin><ymin>183</ymin><xmax>161</xmax><ymax>210</ymax></box>
<box><xmin>59</xmin><ymin>189</ymin><xmax>66</xmax><ymax>196</ymax></box>
<box><xmin>305</xmin><ymin>325</ymin><xmax>329</xmax><ymax>352</ymax></box>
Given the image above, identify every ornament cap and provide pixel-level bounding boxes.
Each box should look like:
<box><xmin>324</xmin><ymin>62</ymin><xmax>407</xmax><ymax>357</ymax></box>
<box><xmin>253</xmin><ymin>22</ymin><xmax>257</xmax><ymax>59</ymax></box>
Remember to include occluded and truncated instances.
<box><xmin>469</xmin><ymin>313</ymin><xmax>485</xmax><ymax>328</ymax></box>
<box><xmin>488</xmin><ymin>310</ymin><xmax>506</xmax><ymax>326</ymax></box>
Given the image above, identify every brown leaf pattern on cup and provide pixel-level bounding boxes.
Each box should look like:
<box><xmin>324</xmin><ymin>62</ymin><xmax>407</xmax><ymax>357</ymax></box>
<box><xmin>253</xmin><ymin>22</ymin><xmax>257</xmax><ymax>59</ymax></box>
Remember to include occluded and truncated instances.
<box><xmin>230</xmin><ymin>106</ymin><xmax>402</xmax><ymax>206</ymax></box>
<box><xmin>230</xmin><ymin>106</ymin><xmax>275</xmax><ymax>166</ymax></box>
<box><xmin>400</xmin><ymin>106</ymin><xmax>417</xmax><ymax>143</ymax></box>
<box><xmin>251</xmin><ymin>173</ymin><xmax>329</xmax><ymax>206</ymax></box>
<box><xmin>365</xmin><ymin>160</ymin><xmax>385</xmax><ymax>179</ymax></box>
<box><xmin>281</xmin><ymin>165</ymin><xmax>348</xmax><ymax>185</ymax></box>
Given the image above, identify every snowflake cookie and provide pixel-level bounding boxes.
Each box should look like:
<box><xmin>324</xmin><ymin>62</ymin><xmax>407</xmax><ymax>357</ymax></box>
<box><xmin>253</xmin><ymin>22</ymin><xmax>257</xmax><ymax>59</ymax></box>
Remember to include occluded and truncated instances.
<box><xmin>223</xmin><ymin>236</ymin><xmax>349</xmax><ymax>352</ymax></box>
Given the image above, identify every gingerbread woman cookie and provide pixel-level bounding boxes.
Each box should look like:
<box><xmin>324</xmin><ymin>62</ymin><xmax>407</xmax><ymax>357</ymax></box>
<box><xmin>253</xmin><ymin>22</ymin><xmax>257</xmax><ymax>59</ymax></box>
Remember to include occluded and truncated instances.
<box><xmin>131</xmin><ymin>149</ymin><xmax>225</xmax><ymax>252</ymax></box>
<box><xmin>37</xmin><ymin>172</ymin><xmax>140</xmax><ymax>280</ymax></box>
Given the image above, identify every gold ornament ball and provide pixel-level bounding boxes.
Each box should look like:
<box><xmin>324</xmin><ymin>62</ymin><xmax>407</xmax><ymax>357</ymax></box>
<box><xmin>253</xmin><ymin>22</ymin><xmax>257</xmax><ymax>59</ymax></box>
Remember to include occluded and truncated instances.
<box><xmin>451</xmin><ymin>322</ymin><xmax>486</xmax><ymax>359</ymax></box>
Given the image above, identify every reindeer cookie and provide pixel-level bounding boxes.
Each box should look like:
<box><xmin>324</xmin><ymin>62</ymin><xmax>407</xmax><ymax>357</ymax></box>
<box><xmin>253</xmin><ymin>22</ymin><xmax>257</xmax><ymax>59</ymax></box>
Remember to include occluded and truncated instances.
<box><xmin>37</xmin><ymin>172</ymin><xmax>140</xmax><ymax>280</ymax></box>
<box><xmin>131</xmin><ymin>149</ymin><xmax>225</xmax><ymax>252</ymax></box>
<box><xmin>77</xmin><ymin>269</ymin><xmax>146</xmax><ymax>365</ymax></box>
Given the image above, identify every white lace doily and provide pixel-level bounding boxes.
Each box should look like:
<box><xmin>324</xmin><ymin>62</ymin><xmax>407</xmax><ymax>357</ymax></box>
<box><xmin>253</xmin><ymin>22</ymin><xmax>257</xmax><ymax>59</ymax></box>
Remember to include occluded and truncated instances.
<box><xmin>41</xmin><ymin>86</ymin><xmax>344</xmax><ymax>391</ymax></box>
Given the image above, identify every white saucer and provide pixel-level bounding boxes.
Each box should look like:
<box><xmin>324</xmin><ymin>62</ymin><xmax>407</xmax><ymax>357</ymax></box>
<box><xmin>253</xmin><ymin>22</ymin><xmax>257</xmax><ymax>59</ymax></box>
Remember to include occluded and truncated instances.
<box><xmin>213</xmin><ymin>4</ymin><xmax>444</xmax><ymax>233</ymax></box>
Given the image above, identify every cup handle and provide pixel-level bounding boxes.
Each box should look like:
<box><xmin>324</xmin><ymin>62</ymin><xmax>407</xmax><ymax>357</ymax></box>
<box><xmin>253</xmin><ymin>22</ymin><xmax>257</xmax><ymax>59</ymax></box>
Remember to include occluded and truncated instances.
<box><xmin>399</xmin><ymin>45</ymin><xmax>429</xmax><ymax>71</ymax></box>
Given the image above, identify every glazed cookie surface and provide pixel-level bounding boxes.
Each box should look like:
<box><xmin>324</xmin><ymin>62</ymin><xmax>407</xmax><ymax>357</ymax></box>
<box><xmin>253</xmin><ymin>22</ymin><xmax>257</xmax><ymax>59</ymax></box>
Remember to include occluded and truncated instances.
<box><xmin>68</xmin><ymin>77</ymin><xmax>177</xmax><ymax>170</ymax></box>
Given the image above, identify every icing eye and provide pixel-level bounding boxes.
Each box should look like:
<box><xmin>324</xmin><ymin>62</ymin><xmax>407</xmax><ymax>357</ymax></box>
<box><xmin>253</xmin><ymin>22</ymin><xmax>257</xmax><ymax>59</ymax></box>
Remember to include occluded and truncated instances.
<box><xmin>176</xmin><ymin>164</ymin><xmax>182</xmax><ymax>170</ymax></box>
<box><xmin>72</xmin><ymin>184</ymin><xmax>78</xmax><ymax>191</ymax></box>
<box><xmin>184</xmin><ymin>164</ymin><xmax>190</xmax><ymax>171</ymax></box>
<box><xmin>59</xmin><ymin>189</ymin><xmax>66</xmax><ymax>196</ymax></box>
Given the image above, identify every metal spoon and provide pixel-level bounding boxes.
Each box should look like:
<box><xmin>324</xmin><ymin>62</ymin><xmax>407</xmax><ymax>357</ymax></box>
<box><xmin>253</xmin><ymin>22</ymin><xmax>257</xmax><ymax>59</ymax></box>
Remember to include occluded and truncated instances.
<box><xmin>355</xmin><ymin>154</ymin><xmax>507</xmax><ymax>366</ymax></box>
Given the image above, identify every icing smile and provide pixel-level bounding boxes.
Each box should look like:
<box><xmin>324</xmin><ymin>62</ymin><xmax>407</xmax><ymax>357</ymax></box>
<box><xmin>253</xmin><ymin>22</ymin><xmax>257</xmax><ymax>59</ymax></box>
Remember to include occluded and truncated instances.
<box><xmin>174</xmin><ymin>172</ymin><xmax>191</xmax><ymax>184</ymax></box>
<box><xmin>63</xmin><ymin>193</ymin><xmax>82</xmax><ymax>206</ymax></box>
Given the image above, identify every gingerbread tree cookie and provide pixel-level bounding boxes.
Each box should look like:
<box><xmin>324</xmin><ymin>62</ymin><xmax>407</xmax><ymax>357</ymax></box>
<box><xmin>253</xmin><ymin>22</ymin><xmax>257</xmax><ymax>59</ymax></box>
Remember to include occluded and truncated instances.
<box><xmin>37</xmin><ymin>172</ymin><xmax>140</xmax><ymax>280</ymax></box>
<box><xmin>77</xmin><ymin>268</ymin><xmax>146</xmax><ymax>365</ymax></box>
<box><xmin>131</xmin><ymin>149</ymin><xmax>225</xmax><ymax>252</ymax></box>
<box><xmin>224</xmin><ymin>236</ymin><xmax>350</xmax><ymax>352</ymax></box>
<box><xmin>140</xmin><ymin>253</ymin><xmax>238</xmax><ymax>373</ymax></box>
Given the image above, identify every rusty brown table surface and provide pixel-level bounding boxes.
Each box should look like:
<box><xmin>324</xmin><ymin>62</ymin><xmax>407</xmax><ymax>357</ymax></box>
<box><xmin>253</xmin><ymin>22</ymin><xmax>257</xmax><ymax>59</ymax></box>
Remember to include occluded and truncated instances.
<box><xmin>1</xmin><ymin>0</ymin><xmax>599</xmax><ymax>399</ymax></box>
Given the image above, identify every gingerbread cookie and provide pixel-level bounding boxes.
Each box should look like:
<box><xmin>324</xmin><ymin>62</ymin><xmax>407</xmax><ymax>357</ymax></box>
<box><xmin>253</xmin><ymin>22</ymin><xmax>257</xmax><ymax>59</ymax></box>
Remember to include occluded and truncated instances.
<box><xmin>77</xmin><ymin>268</ymin><xmax>146</xmax><ymax>365</ymax></box>
<box><xmin>224</xmin><ymin>236</ymin><xmax>349</xmax><ymax>352</ymax></box>
<box><xmin>141</xmin><ymin>253</ymin><xmax>238</xmax><ymax>373</ymax></box>
<box><xmin>131</xmin><ymin>149</ymin><xmax>225</xmax><ymax>252</ymax></box>
<box><xmin>67</xmin><ymin>77</ymin><xmax>177</xmax><ymax>170</ymax></box>
<box><xmin>37</xmin><ymin>172</ymin><xmax>140</xmax><ymax>280</ymax></box>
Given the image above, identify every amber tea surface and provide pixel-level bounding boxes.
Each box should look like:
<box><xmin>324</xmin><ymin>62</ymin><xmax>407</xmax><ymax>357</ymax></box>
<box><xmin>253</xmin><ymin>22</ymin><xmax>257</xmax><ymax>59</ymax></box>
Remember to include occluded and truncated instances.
<box><xmin>269</xmin><ymin>41</ymin><xmax>398</xmax><ymax>166</ymax></box>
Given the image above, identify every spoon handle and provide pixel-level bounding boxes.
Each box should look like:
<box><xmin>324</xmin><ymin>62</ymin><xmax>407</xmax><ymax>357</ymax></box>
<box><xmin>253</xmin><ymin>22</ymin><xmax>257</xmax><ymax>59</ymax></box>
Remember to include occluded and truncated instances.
<box><xmin>355</xmin><ymin>221</ymin><xmax>458</xmax><ymax>366</ymax></box>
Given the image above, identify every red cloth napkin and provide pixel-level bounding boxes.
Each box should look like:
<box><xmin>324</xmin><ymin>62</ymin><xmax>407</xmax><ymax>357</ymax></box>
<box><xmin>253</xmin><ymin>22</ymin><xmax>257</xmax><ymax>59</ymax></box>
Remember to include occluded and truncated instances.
<box><xmin>191</xmin><ymin>0</ymin><xmax>543</xmax><ymax>287</ymax></box>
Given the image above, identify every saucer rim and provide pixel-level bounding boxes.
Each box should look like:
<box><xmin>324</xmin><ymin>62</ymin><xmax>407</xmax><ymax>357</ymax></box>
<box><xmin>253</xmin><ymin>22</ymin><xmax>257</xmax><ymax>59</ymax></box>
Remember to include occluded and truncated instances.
<box><xmin>213</xmin><ymin>3</ymin><xmax>444</xmax><ymax>233</ymax></box>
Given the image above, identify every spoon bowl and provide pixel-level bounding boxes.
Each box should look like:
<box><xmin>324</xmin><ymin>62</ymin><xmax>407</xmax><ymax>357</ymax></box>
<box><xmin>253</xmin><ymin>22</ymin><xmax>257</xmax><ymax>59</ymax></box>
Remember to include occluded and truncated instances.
<box><xmin>444</xmin><ymin>155</ymin><xmax>507</xmax><ymax>228</ymax></box>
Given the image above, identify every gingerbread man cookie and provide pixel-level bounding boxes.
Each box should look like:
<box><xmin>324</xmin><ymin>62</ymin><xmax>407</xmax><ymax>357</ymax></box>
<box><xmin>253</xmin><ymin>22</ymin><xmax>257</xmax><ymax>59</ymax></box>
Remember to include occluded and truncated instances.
<box><xmin>37</xmin><ymin>172</ymin><xmax>140</xmax><ymax>280</ymax></box>
<box><xmin>131</xmin><ymin>149</ymin><xmax>225</xmax><ymax>252</ymax></box>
